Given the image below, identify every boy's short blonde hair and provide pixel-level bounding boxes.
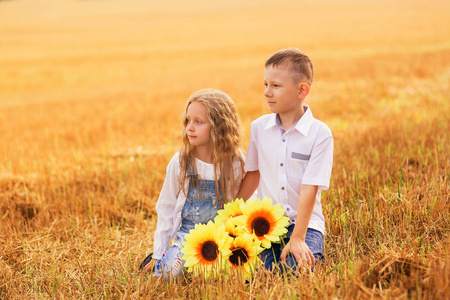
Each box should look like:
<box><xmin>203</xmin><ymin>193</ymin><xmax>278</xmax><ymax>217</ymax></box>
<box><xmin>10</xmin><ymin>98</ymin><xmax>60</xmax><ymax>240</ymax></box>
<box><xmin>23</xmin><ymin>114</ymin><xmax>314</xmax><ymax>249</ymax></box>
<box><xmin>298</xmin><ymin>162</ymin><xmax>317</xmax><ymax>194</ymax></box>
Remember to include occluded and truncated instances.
<box><xmin>265</xmin><ymin>48</ymin><xmax>314</xmax><ymax>85</ymax></box>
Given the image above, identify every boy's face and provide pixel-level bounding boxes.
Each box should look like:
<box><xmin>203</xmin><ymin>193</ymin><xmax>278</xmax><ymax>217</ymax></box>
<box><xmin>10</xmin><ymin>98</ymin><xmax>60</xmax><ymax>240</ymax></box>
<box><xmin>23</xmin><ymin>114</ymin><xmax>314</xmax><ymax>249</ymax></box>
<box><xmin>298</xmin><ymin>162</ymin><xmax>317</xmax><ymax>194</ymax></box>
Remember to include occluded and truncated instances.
<box><xmin>264</xmin><ymin>65</ymin><xmax>306</xmax><ymax>115</ymax></box>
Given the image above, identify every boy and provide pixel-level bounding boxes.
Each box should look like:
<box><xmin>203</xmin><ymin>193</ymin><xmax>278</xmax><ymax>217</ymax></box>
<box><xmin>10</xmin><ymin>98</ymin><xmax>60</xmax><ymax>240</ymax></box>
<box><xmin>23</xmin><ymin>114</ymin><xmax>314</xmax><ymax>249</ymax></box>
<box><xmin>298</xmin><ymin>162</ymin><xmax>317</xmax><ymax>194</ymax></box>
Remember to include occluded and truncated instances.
<box><xmin>236</xmin><ymin>48</ymin><xmax>333</xmax><ymax>271</ymax></box>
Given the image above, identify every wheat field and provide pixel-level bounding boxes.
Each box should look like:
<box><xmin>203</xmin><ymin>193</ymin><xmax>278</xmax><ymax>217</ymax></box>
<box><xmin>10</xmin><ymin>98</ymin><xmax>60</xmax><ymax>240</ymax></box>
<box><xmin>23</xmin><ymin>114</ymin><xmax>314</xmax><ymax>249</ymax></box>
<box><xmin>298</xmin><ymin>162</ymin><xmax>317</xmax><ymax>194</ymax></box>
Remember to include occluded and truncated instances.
<box><xmin>1</xmin><ymin>0</ymin><xmax>449</xmax><ymax>298</ymax></box>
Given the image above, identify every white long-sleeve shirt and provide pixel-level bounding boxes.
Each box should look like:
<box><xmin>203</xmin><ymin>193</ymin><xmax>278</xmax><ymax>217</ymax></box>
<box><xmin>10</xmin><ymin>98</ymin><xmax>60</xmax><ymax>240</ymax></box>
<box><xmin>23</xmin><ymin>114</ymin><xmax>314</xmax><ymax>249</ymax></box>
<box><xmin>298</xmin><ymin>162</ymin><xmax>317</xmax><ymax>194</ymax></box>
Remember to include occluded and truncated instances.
<box><xmin>152</xmin><ymin>153</ymin><xmax>244</xmax><ymax>259</ymax></box>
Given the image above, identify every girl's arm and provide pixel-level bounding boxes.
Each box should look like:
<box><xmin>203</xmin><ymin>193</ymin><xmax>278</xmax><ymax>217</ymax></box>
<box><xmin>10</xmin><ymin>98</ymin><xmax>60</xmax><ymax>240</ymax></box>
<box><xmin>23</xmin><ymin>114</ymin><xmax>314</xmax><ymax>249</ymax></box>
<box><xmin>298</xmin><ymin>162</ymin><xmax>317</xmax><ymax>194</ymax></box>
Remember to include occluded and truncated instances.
<box><xmin>152</xmin><ymin>154</ymin><xmax>181</xmax><ymax>260</ymax></box>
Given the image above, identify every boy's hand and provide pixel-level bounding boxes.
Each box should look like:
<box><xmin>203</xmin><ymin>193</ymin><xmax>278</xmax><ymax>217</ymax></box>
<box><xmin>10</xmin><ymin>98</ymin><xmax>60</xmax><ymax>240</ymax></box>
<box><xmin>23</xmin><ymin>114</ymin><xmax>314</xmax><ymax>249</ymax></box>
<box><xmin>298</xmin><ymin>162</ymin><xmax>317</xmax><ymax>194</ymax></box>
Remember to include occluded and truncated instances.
<box><xmin>280</xmin><ymin>237</ymin><xmax>315</xmax><ymax>268</ymax></box>
<box><xmin>142</xmin><ymin>258</ymin><xmax>158</xmax><ymax>274</ymax></box>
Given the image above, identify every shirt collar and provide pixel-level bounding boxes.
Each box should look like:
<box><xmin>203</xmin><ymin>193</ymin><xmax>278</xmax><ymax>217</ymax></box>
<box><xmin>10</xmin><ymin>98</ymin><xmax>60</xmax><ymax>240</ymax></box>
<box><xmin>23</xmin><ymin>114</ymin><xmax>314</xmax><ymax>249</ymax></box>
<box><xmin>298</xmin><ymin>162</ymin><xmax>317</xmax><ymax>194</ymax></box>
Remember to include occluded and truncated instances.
<box><xmin>264</xmin><ymin>104</ymin><xmax>314</xmax><ymax>136</ymax></box>
<box><xmin>295</xmin><ymin>104</ymin><xmax>313</xmax><ymax>136</ymax></box>
<box><xmin>264</xmin><ymin>114</ymin><xmax>278</xmax><ymax>130</ymax></box>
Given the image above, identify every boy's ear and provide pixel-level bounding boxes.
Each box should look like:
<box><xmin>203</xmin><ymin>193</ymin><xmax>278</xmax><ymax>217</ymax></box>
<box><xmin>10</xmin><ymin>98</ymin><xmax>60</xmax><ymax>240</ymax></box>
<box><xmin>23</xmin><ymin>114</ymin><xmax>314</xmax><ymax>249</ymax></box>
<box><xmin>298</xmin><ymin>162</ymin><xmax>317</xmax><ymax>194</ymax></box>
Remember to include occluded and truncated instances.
<box><xmin>298</xmin><ymin>82</ymin><xmax>310</xmax><ymax>99</ymax></box>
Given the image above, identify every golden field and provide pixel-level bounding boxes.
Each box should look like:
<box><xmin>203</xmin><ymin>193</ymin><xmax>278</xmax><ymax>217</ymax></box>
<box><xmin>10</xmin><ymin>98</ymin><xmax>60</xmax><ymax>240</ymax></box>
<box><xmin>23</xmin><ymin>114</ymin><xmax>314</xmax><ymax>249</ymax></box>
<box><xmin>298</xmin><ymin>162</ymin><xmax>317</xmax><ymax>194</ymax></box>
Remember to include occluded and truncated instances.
<box><xmin>1</xmin><ymin>0</ymin><xmax>449</xmax><ymax>298</ymax></box>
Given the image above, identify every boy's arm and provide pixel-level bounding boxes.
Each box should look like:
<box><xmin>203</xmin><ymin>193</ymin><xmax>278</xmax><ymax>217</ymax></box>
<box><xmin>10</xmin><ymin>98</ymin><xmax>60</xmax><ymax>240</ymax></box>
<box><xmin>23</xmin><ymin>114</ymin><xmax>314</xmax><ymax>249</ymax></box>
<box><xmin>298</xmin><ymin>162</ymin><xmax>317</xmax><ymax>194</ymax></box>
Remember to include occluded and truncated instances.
<box><xmin>235</xmin><ymin>170</ymin><xmax>260</xmax><ymax>201</ymax></box>
<box><xmin>280</xmin><ymin>184</ymin><xmax>318</xmax><ymax>267</ymax></box>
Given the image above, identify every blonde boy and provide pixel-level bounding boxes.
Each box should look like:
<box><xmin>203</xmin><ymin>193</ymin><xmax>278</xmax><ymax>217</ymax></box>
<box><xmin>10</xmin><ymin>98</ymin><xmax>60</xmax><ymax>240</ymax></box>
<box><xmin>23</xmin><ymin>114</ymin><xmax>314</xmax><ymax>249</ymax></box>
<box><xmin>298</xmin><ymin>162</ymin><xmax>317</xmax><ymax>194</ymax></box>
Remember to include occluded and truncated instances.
<box><xmin>237</xmin><ymin>48</ymin><xmax>333</xmax><ymax>271</ymax></box>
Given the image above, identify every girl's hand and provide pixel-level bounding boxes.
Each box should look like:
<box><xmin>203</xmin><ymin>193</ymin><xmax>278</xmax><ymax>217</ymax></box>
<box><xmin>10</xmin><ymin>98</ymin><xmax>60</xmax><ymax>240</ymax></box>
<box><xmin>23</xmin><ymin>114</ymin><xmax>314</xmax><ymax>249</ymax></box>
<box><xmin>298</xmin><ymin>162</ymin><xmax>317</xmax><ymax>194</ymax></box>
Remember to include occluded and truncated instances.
<box><xmin>142</xmin><ymin>258</ymin><xmax>158</xmax><ymax>274</ymax></box>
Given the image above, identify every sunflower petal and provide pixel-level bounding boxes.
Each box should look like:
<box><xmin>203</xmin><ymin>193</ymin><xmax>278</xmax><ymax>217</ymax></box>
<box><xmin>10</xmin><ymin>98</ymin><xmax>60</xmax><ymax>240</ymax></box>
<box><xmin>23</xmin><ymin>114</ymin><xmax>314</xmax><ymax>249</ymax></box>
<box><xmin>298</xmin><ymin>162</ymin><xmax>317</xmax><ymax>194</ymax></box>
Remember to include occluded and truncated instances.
<box><xmin>184</xmin><ymin>256</ymin><xmax>202</xmax><ymax>267</ymax></box>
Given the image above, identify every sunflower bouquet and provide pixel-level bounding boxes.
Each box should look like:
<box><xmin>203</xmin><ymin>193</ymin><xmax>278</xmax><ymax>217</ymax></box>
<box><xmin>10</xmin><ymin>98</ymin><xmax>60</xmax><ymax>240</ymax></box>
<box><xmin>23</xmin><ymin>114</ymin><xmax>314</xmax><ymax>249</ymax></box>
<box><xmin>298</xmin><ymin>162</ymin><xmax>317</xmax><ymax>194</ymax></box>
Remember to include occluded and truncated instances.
<box><xmin>181</xmin><ymin>197</ymin><xmax>290</xmax><ymax>279</ymax></box>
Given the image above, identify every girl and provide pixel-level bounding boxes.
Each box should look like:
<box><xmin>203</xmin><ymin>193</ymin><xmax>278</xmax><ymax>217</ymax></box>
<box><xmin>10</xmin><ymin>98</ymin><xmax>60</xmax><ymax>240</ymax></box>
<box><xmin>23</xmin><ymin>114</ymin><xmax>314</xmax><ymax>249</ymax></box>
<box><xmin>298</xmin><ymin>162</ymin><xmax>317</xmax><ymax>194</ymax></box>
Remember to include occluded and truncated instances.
<box><xmin>140</xmin><ymin>88</ymin><xmax>245</xmax><ymax>279</ymax></box>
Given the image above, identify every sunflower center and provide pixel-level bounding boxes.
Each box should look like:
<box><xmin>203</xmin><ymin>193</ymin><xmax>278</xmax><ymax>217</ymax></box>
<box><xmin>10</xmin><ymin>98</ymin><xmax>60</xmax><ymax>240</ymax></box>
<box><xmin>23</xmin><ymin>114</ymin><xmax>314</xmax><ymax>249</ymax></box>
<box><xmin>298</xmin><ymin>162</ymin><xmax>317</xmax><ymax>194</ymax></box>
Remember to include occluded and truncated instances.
<box><xmin>201</xmin><ymin>241</ymin><xmax>219</xmax><ymax>261</ymax></box>
<box><xmin>251</xmin><ymin>217</ymin><xmax>270</xmax><ymax>236</ymax></box>
<box><xmin>229</xmin><ymin>247</ymin><xmax>249</xmax><ymax>266</ymax></box>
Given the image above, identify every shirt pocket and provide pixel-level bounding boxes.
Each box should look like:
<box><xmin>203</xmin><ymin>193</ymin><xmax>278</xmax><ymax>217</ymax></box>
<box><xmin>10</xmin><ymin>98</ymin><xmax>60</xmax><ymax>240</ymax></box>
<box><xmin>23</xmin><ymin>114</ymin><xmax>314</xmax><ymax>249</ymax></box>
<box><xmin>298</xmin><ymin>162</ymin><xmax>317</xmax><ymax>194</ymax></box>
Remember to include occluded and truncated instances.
<box><xmin>291</xmin><ymin>152</ymin><xmax>310</xmax><ymax>160</ymax></box>
<box><xmin>289</xmin><ymin>152</ymin><xmax>310</xmax><ymax>179</ymax></box>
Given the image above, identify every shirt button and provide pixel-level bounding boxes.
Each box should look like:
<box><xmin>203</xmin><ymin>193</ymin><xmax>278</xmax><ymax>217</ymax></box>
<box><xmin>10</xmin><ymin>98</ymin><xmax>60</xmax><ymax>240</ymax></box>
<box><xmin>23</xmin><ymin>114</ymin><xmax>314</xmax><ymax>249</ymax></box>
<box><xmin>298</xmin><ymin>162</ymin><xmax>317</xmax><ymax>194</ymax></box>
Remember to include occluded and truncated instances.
<box><xmin>280</xmin><ymin>163</ymin><xmax>284</xmax><ymax>167</ymax></box>
<box><xmin>286</xmin><ymin>207</ymin><xmax>290</xmax><ymax>211</ymax></box>
<box><xmin>282</xmin><ymin>139</ymin><xmax>286</xmax><ymax>142</ymax></box>
<box><xmin>281</xmin><ymin>187</ymin><xmax>285</xmax><ymax>190</ymax></box>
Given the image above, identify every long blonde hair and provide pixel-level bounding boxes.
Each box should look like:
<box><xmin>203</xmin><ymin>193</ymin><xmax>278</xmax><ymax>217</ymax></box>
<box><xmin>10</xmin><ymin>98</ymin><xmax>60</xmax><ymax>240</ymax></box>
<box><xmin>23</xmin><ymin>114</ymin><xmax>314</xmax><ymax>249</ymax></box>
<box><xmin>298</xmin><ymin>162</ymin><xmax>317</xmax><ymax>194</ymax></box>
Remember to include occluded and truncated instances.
<box><xmin>179</xmin><ymin>88</ymin><xmax>244</xmax><ymax>204</ymax></box>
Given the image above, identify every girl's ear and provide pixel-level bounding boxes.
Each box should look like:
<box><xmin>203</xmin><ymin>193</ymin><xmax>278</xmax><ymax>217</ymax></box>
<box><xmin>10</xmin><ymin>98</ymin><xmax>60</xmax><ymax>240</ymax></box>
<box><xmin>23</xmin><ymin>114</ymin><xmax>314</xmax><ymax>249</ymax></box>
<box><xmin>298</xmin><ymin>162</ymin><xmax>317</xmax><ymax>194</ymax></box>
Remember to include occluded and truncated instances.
<box><xmin>298</xmin><ymin>83</ymin><xmax>310</xmax><ymax>99</ymax></box>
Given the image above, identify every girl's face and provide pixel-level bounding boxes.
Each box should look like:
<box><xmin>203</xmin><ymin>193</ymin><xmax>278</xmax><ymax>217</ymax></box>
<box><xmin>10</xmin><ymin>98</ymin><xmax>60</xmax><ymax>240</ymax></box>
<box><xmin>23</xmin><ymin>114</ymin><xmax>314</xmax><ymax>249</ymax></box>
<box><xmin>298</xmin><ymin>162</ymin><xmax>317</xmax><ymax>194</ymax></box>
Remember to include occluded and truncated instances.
<box><xmin>185</xmin><ymin>101</ymin><xmax>211</xmax><ymax>149</ymax></box>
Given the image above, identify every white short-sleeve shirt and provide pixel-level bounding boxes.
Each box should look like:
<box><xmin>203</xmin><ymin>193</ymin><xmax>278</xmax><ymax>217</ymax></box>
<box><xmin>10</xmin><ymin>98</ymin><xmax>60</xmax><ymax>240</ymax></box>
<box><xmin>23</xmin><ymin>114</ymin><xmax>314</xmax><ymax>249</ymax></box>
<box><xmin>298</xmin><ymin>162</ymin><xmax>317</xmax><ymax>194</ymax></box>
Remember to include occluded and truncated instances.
<box><xmin>152</xmin><ymin>153</ymin><xmax>244</xmax><ymax>259</ymax></box>
<box><xmin>244</xmin><ymin>104</ymin><xmax>333</xmax><ymax>234</ymax></box>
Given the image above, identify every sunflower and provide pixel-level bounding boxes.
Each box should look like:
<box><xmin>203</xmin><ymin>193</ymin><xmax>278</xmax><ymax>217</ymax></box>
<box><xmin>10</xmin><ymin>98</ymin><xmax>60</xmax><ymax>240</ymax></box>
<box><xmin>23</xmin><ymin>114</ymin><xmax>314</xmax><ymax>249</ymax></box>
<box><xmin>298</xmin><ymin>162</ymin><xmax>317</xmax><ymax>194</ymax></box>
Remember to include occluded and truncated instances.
<box><xmin>181</xmin><ymin>220</ymin><xmax>233</xmax><ymax>275</ymax></box>
<box><xmin>237</xmin><ymin>197</ymin><xmax>290</xmax><ymax>249</ymax></box>
<box><xmin>214</xmin><ymin>198</ymin><xmax>245</xmax><ymax>224</ymax></box>
<box><xmin>216</xmin><ymin>216</ymin><xmax>244</xmax><ymax>239</ymax></box>
<box><xmin>226</xmin><ymin>233</ymin><xmax>263</xmax><ymax>280</ymax></box>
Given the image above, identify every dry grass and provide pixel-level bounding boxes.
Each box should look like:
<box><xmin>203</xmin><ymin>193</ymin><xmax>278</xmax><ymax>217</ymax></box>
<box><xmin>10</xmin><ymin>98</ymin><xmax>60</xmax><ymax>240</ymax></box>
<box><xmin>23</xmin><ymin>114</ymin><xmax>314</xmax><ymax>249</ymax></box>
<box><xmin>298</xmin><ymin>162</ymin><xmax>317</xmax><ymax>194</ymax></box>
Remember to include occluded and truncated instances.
<box><xmin>1</xmin><ymin>0</ymin><xmax>449</xmax><ymax>298</ymax></box>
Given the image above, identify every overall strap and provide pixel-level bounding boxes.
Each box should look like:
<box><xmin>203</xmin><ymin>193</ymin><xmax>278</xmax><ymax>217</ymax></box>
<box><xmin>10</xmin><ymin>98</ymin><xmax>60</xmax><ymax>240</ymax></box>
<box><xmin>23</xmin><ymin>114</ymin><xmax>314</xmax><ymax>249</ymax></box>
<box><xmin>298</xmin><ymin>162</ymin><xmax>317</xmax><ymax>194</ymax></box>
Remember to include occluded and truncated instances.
<box><xmin>186</xmin><ymin>161</ymin><xmax>197</xmax><ymax>188</ymax></box>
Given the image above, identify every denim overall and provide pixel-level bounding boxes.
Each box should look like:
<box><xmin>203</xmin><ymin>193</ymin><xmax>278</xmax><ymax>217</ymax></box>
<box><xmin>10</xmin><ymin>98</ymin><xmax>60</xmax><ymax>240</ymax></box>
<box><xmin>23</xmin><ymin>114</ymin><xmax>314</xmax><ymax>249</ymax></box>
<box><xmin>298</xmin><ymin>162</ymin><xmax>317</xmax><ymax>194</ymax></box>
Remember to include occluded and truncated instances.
<box><xmin>154</xmin><ymin>169</ymin><xmax>223</xmax><ymax>280</ymax></box>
